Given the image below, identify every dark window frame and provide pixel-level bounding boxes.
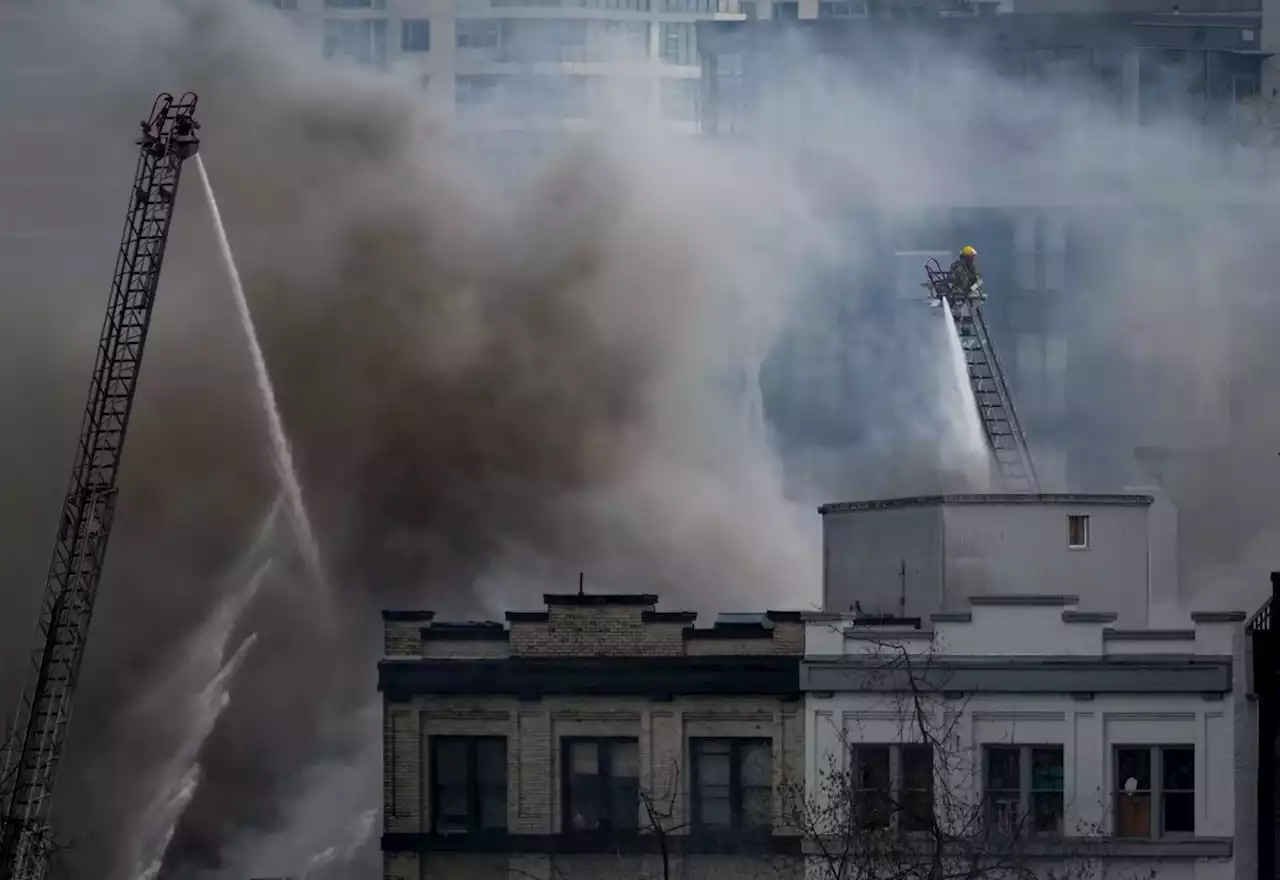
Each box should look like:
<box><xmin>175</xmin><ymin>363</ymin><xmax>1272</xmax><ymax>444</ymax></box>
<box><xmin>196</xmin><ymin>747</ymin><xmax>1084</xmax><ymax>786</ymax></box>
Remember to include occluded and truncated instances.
<box><xmin>401</xmin><ymin>18</ymin><xmax>432</xmax><ymax>52</ymax></box>
<box><xmin>561</xmin><ymin>737</ymin><xmax>641</xmax><ymax>833</ymax></box>
<box><xmin>429</xmin><ymin>735</ymin><xmax>508</xmax><ymax>834</ymax></box>
<box><xmin>849</xmin><ymin>743</ymin><xmax>934</xmax><ymax>833</ymax></box>
<box><xmin>1068</xmin><ymin>514</ymin><xmax>1090</xmax><ymax>549</ymax></box>
<box><xmin>690</xmin><ymin>737</ymin><xmax>775</xmax><ymax>834</ymax></box>
<box><xmin>1113</xmin><ymin>745</ymin><xmax>1196</xmax><ymax>839</ymax></box>
<box><xmin>984</xmin><ymin>745</ymin><xmax>1065</xmax><ymax>838</ymax></box>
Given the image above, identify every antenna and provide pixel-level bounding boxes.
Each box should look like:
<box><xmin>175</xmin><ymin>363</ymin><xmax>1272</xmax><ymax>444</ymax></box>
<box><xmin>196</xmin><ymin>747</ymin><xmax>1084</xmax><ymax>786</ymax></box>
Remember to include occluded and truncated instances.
<box><xmin>578</xmin><ymin>571</ymin><xmax>585</xmax><ymax>596</ymax></box>
<box><xmin>899</xmin><ymin>559</ymin><xmax>907</xmax><ymax>615</ymax></box>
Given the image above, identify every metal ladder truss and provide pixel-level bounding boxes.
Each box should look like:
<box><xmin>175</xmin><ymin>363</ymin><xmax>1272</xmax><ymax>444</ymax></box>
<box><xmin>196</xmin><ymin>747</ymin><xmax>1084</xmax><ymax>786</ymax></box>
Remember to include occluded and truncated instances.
<box><xmin>924</xmin><ymin>258</ymin><xmax>1039</xmax><ymax>494</ymax></box>
<box><xmin>0</xmin><ymin>92</ymin><xmax>200</xmax><ymax>880</ymax></box>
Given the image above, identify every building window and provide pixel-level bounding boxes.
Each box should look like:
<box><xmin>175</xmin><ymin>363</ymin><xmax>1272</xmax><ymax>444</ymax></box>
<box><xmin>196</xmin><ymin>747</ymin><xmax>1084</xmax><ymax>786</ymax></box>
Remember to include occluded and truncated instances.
<box><xmin>401</xmin><ymin>19</ymin><xmax>431</xmax><ymax>52</ymax></box>
<box><xmin>985</xmin><ymin>746</ymin><xmax>1064</xmax><ymax>836</ymax></box>
<box><xmin>456</xmin><ymin>18</ymin><xmax>501</xmax><ymax>49</ymax></box>
<box><xmin>563</xmin><ymin>738</ymin><xmax>640</xmax><ymax>832</ymax></box>
<box><xmin>323</xmin><ymin>18</ymin><xmax>388</xmax><ymax>66</ymax></box>
<box><xmin>430</xmin><ymin>736</ymin><xmax>507</xmax><ymax>833</ymax></box>
<box><xmin>257</xmin><ymin>0</ymin><xmax>299</xmax><ymax>9</ymax></box>
<box><xmin>659</xmin><ymin>23</ymin><xmax>698</xmax><ymax>66</ymax></box>
<box><xmin>819</xmin><ymin>0</ymin><xmax>866</xmax><ymax>15</ymax></box>
<box><xmin>1115</xmin><ymin>746</ymin><xmax>1195</xmax><ymax>838</ymax></box>
<box><xmin>690</xmin><ymin>738</ymin><xmax>772</xmax><ymax>832</ymax></box>
<box><xmin>773</xmin><ymin>1</ymin><xmax>799</xmax><ymax>18</ymax></box>
<box><xmin>851</xmin><ymin>744</ymin><xmax>934</xmax><ymax>831</ymax></box>
<box><xmin>1068</xmin><ymin>514</ymin><xmax>1089</xmax><ymax>549</ymax></box>
<box><xmin>326</xmin><ymin>0</ymin><xmax>386</xmax><ymax>7</ymax></box>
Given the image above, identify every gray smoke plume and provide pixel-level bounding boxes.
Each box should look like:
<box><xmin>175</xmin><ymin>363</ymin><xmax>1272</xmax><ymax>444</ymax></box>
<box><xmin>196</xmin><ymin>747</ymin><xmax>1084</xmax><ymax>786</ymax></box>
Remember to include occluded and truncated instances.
<box><xmin>2</xmin><ymin>0</ymin><xmax>823</xmax><ymax>875</ymax></box>
<box><xmin>1</xmin><ymin>1</ymin><xmax>1278</xmax><ymax>878</ymax></box>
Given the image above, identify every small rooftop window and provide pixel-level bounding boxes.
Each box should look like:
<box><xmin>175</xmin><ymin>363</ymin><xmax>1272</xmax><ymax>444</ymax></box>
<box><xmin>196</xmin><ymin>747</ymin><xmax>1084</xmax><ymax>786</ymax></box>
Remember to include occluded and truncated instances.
<box><xmin>1068</xmin><ymin>514</ymin><xmax>1090</xmax><ymax>550</ymax></box>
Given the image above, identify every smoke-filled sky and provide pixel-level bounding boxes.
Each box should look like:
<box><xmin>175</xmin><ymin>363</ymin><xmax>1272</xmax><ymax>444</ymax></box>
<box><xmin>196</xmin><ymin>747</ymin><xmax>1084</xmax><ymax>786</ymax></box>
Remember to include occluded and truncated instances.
<box><xmin>1</xmin><ymin>0</ymin><xmax>1279</xmax><ymax>877</ymax></box>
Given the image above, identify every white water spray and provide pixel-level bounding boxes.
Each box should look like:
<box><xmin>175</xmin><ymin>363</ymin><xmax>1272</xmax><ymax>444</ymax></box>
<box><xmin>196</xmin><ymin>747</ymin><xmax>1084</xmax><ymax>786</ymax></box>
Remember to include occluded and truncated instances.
<box><xmin>125</xmin><ymin>498</ymin><xmax>279</xmax><ymax>880</ymax></box>
<box><xmin>940</xmin><ymin>304</ymin><xmax>991</xmax><ymax>484</ymax></box>
<box><xmin>130</xmin><ymin>632</ymin><xmax>259</xmax><ymax>880</ymax></box>
<box><xmin>195</xmin><ymin>155</ymin><xmax>328</xmax><ymax>593</ymax></box>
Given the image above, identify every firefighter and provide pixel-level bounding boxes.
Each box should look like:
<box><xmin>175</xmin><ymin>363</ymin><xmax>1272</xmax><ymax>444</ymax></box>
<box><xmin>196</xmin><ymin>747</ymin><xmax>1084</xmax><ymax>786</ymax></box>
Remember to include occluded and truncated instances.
<box><xmin>948</xmin><ymin>245</ymin><xmax>984</xmax><ymax>301</ymax></box>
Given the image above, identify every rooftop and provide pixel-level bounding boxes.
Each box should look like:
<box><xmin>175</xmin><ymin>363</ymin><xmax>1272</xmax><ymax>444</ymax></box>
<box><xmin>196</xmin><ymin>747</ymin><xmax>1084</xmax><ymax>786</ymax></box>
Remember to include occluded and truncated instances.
<box><xmin>818</xmin><ymin>492</ymin><xmax>1154</xmax><ymax>515</ymax></box>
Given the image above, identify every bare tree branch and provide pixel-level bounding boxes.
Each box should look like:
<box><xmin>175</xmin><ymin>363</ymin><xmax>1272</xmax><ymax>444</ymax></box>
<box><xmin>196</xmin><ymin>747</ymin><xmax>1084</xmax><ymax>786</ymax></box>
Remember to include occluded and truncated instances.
<box><xmin>787</xmin><ymin>622</ymin><xmax>1159</xmax><ymax>880</ymax></box>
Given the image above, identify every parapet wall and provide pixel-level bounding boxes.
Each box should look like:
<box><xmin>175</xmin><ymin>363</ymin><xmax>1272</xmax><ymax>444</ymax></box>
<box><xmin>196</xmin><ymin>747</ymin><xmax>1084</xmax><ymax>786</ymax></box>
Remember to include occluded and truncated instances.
<box><xmin>383</xmin><ymin>593</ymin><xmax>804</xmax><ymax>659</ymax></box>
<box><xmin>804</xmin><ymin>593</ymin><xmax>1246</xmax><ymax>659</ymax></box>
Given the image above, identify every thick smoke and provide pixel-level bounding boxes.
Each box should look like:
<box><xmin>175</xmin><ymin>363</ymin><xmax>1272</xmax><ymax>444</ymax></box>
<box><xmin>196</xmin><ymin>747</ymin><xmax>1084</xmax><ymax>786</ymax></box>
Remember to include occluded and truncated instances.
<box><xmin>4</xmin><ymin>0</ymin><xmax>825</xmax><ymax>875</ymax></box>
<box><xmin>1</xmin><ymin>1</ymin><xmax>1278</xmax><ymax>878</ymax></box>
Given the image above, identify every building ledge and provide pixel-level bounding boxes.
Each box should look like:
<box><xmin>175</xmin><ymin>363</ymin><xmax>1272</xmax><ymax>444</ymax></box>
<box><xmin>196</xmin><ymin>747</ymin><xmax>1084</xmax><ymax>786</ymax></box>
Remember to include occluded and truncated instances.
<box><xmin>801</xmin><ymin>654</ymin><xmax>1233</xmax><ymax>695</ymax></box>
<box><xmin>382</xmin><ymin>610</ymin><xmax>435</xmax><ymax>622</ymax></box>
<box><xmin>970</xmin><ymin>594</ymin><xmax>1078</xmax><ymax>607</ymax></box>
<box><xmin>818</xmin><ymin>493</ymin><xmax>1153</xmax><ymax>515</ymax></box>
<box><xmin>798</xmin><ymin>835</ymin><xmax>1232</xmax><ymax>859</ymax></box>
<box><xmin>1191</xmin><ymin>610</ymin><xmax>1248</xmax><ymax>623</ymax></box>
<box><xmin>421</xmin><ymin>623</ymin><xmax>509</xmax><ymax>642</ymax></box>
<box><xmin>382</xmin><ymin>831</ymin><xmax>804</xmax><ymax>856</ymax></box>
<box><xmin>543</xmin><ymin>592</ymin><xmax>658</xmax><ymax>607</ymax></box>
<box><xmin>380</xmin><ymin>656</ymin><xmax>802</xmax><ymax>699</ymax></box>
<box><xmin>1104</xmin><ymin>628</ymin><xmax>1194</xmax><ymax>641</ymax></box>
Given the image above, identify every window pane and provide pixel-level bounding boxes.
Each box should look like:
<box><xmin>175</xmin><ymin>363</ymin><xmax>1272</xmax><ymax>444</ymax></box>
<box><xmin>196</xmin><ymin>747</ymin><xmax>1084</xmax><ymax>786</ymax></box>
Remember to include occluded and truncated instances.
<box><xmin>855</xmin><ymin>747</ymin><xmax>891</xmax><ymax>790</ymax></box>
<box><xmin>1162</xmin><ymin>748</ymin><xmax>1194</xmax><ymax>791</ymax></box>
<box><xmin>1117</xmin><ymin>748</ymin><xmax>1152</xmax><ymax>791</ymax></box>
<box><xmin>609</xmin><ymin>780</ymin><xmax>640</xmax><ymax>829</ymax></box>
<box><xmin>611</xmin><ymin>741</ymin><xmax>640</xmax><ymax>779</ymax></box>
<box><xmin>901</xmin><ymin>745</ymin><xmax>933</xmax><ymax>791</ymax></box>
<box><xmin>741</xmin><ymin>742</ymin><xmax>772</xmax><ymax>787</ymax></box>
<box><xmin>569</xmin><ymin>740</ymin><xmax>599</xmax><ymax>776</ymax></box>
<box><xmin>435</xmin><ymin>740</ymin><xmax>470</xmax><ymax>785</ymax></box>
<box><xmin>986</xmin><ymin>747</ymin><xmax>1020</xmax><ymax>790</ymax></box>
<box><xmin>1031</xmin><ymin>791</ymin><xmax>1064</xmax><ymax>834</ymax></box>
<box><xmin>1115</xmin><ymin>792</ymin><xmax>1152</xmax><ymax>838</ymax></box>
<box><xmin>478</xmin><ymin>739</ymin><xmax>506</xmax><ymax>785</ymax></box>
<box><xmin>438</xmin><ymin>786</ymin><xmax>471</xmax><ymax>828</ymax></box>
<box><xmin>901</xmin><ymin>789</ymin><xmax>933</xmax><ymax>832</ymax></box>
<box><xmin>1163</xmin><ymin>791</ymin><xmax>1195</xmax><ymax>834</ymax></box>
<box><xmin>700</xmin><ymin>794</ymin><xmax>732</xmax><ymax>827</ymax></box>
<box><xmin>1031</xmin><ymin>748</ymin><xmax>1064</xmax><ymax>792</ymax></box>
<box><xmin>567</xmin><ymin>783</ymin><xmax>602</xmax><ymax>830</ymax></box>
<box><xmin>743</xmin><ymin>786</ymin><xmax>772</xmax><ymax>828</ymax></box>
<box><xmin>988</xmin><ymin>795</ymin><xmax>1021</xmax><ymax>836</ymax></box>
<box><xmin>698</xmin><ymin>746</ymin><xmax>732</xmax><ymax>787</ymax></box>
<box><xmin>479</xmin><ymin>792</ymin><xmax>506</xmax><ymax>829</ymax></box>
<box><xmin>855</xmin><ymin>788</ymin><xmax>891</xmax><ymax>828</ymax></box>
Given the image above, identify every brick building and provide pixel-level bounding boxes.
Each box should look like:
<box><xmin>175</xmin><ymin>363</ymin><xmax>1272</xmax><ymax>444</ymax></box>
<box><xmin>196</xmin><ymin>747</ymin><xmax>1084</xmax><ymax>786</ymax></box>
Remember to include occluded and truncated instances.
<box><xmin>379</xmin><ymin>592</ymin><xmax>807</xmax><ymax>880</ymax></box>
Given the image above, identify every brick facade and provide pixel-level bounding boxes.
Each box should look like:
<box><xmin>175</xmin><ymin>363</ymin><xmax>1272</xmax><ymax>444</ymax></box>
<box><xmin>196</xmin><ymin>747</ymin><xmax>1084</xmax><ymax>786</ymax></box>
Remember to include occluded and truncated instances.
<box><xmin>379</xmin><ymin>594</ymin><xmax>805</xmax><ymax>880</ymax></box>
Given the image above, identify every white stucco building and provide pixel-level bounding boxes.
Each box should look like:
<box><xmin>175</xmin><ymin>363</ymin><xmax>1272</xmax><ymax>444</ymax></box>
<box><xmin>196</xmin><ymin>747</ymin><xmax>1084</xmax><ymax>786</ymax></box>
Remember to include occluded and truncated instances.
<box><xmin>801</xmin><ymin>594</ymin><xmax>1253</xmax><ymax>880</ymax></box>
<box><xmin>819</xmin><ymin>493</ymin><xmax>1183</xmax><ymax>627</ymax></box>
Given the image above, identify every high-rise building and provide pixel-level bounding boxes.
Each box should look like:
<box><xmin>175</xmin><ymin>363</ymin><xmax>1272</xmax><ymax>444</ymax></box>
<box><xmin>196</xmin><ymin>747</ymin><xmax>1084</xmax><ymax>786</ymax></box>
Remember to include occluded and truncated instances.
<box><xmin>259</xmin><ymin>0</ymin><xmax>753</xmax><ymax>134</ymax></box>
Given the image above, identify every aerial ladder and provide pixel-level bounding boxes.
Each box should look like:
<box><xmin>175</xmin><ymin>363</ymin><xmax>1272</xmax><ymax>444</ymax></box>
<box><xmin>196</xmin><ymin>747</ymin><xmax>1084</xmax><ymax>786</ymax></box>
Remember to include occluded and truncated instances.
<box><xmin>0</xmin><ymin>92</ymin><xmax>200</xmax><ymax>880</ymax></box>
<box><xmin>924</xmin><ymin>258</ymin><xmax>1039</xmax><ymax>494</ymax></box>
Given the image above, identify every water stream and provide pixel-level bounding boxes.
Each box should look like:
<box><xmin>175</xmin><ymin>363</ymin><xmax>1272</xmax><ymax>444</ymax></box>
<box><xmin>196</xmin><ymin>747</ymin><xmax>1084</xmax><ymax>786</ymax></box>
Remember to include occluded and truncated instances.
<box><xmin>940</xmin><ymin>302</ymin><xmax>992</xmax><ymax>485</ymax></box>
<box><xmin>195</xmin><ymin>155</ymin><xmax>328</xmax><ymax>594</ymax></box>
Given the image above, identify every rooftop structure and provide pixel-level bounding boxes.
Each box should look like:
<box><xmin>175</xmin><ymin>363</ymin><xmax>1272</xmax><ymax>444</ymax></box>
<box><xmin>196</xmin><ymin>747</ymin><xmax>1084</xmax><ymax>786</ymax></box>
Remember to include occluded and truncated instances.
<box><xmin>819</xmin><ymin>492</ymin><xmax>1174</xmax><ymax>626</ymax></box>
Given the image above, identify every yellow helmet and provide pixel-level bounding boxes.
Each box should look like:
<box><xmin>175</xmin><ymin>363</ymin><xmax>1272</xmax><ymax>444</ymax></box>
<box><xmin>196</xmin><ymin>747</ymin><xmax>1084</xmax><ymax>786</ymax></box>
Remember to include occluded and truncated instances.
<box><xmin>960</xmin><ymin>245</ymin><xmax>977</xmax><ymax>258</ymax></box>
